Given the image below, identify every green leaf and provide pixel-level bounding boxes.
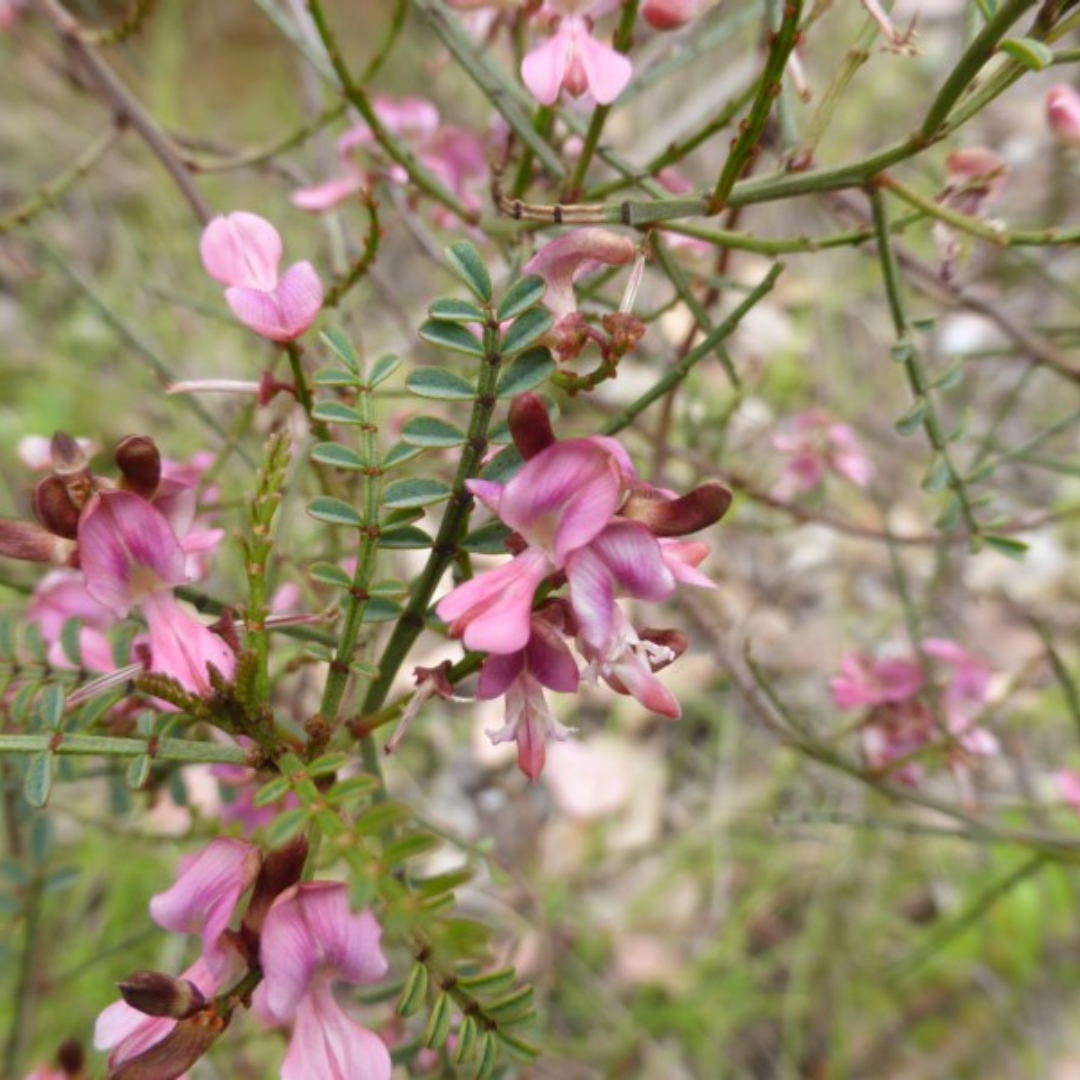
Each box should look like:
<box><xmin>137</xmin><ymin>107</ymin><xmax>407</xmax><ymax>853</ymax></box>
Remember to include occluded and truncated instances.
<box><xmin>37</xmin><ymin>685</ymin><xmax>65</xmax><ymax>732</ymax></box>
<box><xmin>935</xmin><ymin>495</ymin><xmax>963</xmax><ymax>531</ymax></box>
<box><xmin>500</xmin><ymin>307</ymin><xmax>552</xmax><ymax>356</ymax></box>
<box><xmin>445</xmin><ymin>241</ymin><xmax>492</xmax><ymax>303</ymax></box>
<box><xmin>307</xmin><ymin>497</ymin><xmax>364</xmax><ymax>528</ymax></box>
<box><xmin>1000</xmin><ymin>36</ymin><xmax>1053</xmax><ymax>70</ymax></box>
<box><xmin>397</xmin><ymin>962</ymin><xmax>429</xmax><ymax>1018</ymax></box>
<box><xmin>312</xmin><ymin>442</ymin><xmax>368</xmax><ymax>471</ymax></box>
<box><xmin>383</xmin><ymin>831</ymin><xmax>441</xmax><ymax>866</ymax></box>
<box><xmin>933</xmin><ymin>364</ymin><xmax>963</xmax><ymax>392</ymax></box>
<box><xmin>480</xmin><ymin>446</ymin><xmax>524</xmax><ymax>483</ymax></box>
<box><xmin>354</xmin><ymin>801</ymin><xmax>411</xmax><ymax>836</ymax></box>
<box><xmin>265</xmin><ymin>807</ymin><xmax>310</xmax><ymax>848</ymax></box>
<box><xmin>23</xmin><ymin>752</ymin><xmax>53</xmax><ymax>809</ymax></box>
<box><xmin>368</xmin><ymin>353</ymin><xmax>401</xmax><ymax>388</ymax></box>
<box><xmin>307</xmin><ymin>753</ymin><xmax>348</xmax><ymax>778</ymax></box>
<box><xmin>327</xmin><ymin>774</ymin><xmax>379</xmax><ymax>805</ymax></box>
<box><xmin>454</xmin><ymin>1016</ymin><xmax>478</xmax><ymax>1064</ymax></box>
<box><xmin>60</xmin><ymin>617</ymin><xmax>82</xmax><ymax>668</ymax></box>
<box><xmin>983</xmin><ymin>534</ymin><xmax>1029</xmax><ymax>559</ymax></box>
<box><xmin>424</xmin><ymin>991</ymin><xmax>454</xmax><ymax>1049</ymax></box>
<box><xmin>126</xmin><ymin>754</ymin><xmax>152</xmax><ymax>791</ymax></box>
<box><xmin>921</xmin><ymin>455</ymin><xmax>951</xmax><ymax>494</ymax></box>
<box><xmin>320</xmin><ymin>327</ymin><xmax>361</xmax><ymax>372</ymax></box>
<box><xmin>379</xmin><ymin>526</ymin><xmax>432</xmax><ymax>549</ymax></box>
<box><xmin>894</xmin><ymin>401</ymin><xmax>927</xmax><ymax>436</ymax></box>
<box><xmin>313</xmin><ymin>368</ymin><xmax>360</xmax><ymax>388</ymax></box>
<box><xmin>401</xmin><ymin>416</ymin><xmax>468</xmax><ymax>448</ymax></box>
<box><xmin>382</xmin><ymin>508</ymin><xmax>425</xmax><ymax>530</ymax></box>
<box><xmin>484</xmin><ymin>985</ymin><xmax>535</xmax><ymax>1023</ymax></box>
<box><xmin>496</xmin><ymin>1030</ymin><xmax>542</xmax><ymax>1059</ymax></box>
<box><xmin>474</xmin><ymin>1031</ymin><xmax>498</xmax><ymax>1080</ymax></box>
<box><xmin>362</xmin><ymin>599</ymin><xmax>403</xmax><ymax>623</ymax></box>
<box><xmin>429</xmin><ymin>297</ymin><xmax>487</xmax><ymax>324</ymax></box>
<box><xmin>23</xmin><ymin>623</ymin><xmax>46</xmax><ymax>663</ymax></box>
<box><xmin>419</xmin><ymin>319</ymin><xmax>485</xmax><ymax>358</ymax></box>
<box><xmin>496</xmin><ymin>346</ymin><xmax>555</xmax><ymax>398</ymax></box>
<box><xmin>407</xmin><ymin>368</ymin><xmax>476</xmax><ymax>401</ymax></box>
<box><xmin>497</xmin><ymin>275</ymin><xmax>546</xmax><ymax>322</ymax></box>
<box><xmin>383</xmin><ymin>478</ymin><xmax>452</xmax><ymax>509</ymax></box>
<box><xmin>382</xmin><ymin>442</ymin><xmax>424</xmax><ymax>471</ymax></box>
<box><xmin>310</xmin><ymin>562</ymin><xmax>353</xmax><ymax>589</ymax></box>
<box><xmin>312</xmin><ymin>401</ymin><xmax>364</xmax><ymax>426</ymax></box>
<box><xmin>461</xmin><ymin>520</ymin><xmax>512</xmax><ymax>554</ymax></box>
<box><xmin>457</xmin><ymin>967</ymin><xmax>518</xmax><ymax>995</ymax></box>
<box><xmin>253</xmin><ymin>777</ymin><xmax>293</xmax><ymax>807</ymax></box>
<box><xmin>371</xmin><ymin>579</ymin><xmax>408</xmax><ymax>598</ymax></box>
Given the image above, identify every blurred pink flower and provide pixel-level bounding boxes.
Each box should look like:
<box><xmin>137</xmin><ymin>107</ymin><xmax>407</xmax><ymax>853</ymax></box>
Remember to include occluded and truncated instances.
<box><xmin>522</xmin><ymin>14</ymin><xmax>632</xmax><ymax>105</ymax></box>
<box><xmin>830</xmin><ymin>653</ymin><xmax>924</xmax><ymax>710</ymax></box>
<box><xmin>149</xmin><ymin>837</ymin><xmax>262</xmax><ymax>979</ymax></box>
<box><xmin>933</xmin><ymin>148</ymin><xmax>1007</xmax><ymax>280</ymax></box>
<box><xmin>641</xmin><ymin>0</ymin><xmax>702</xmax><ymax>30</ymax></box>
<box><xmin>1047</xmin><ymin>84</ymin><xmax>1080</xmax><ymax>149</ymax></box>
<box><xmin>771</xmin><ymin>411</ymin><xmax>875</xmax><ymax>499</ymax></box>
<box><xmin>0</xmin><ymin>0</ymin><xmax>23</xmax><ymax>31</ymax></box>
<box><xmin>200</xmin><ymin>212</ymin><xmax>323</xmax><ymax>342</ymax></box>
<box><xmin>1056</xmin><ymin>770</ymin><xmax>1080</xmax><ymax>814</ymax></box>
<box><xmin>256</xmin><ymin>882</ymin><xmax>391</xmax><ymax>1080</ymax></box>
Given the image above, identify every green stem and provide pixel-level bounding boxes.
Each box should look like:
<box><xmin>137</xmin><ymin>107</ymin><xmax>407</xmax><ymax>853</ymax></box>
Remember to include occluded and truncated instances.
<box><xmin>4</xmin><ymin>873</ymin><xmax>42</xmax><ymax>1076</ymax></box>
<box><xmin>0</xmin><ymin>733</ymin><xmax>257</xmax><ymax>765</ymax></box>
<box><xmin>711</xmin><ymin>0</ymin><xmax>803</xmax><ymax>211</ymax></box>
<box><xmin>602</xmin><ymin>263</ymin><xmax>783</xmax><ymax>436</ymax></box>
<box><xmin>357</xmin><ymin>323</ymin><xmax>504</xmax><ymax>720</ymax></box>
<box><xmin>323</xmin><ymin>193</ymin><xmax>381</xmax><ymax>308</ymax></box>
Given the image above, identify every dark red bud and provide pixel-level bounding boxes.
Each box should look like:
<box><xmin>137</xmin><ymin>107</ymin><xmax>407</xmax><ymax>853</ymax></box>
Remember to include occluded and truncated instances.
<box><xmin>114</xmin><ymin>436</ymin><xmax>161</xmax><ymax>499</ymax></box>
<box><xmin>117</xmin><ymin>970</ymin><xmax>206</xmax><ymax>1019</ymax></box>
<box><xmin>240</xmin><ymin>837</ymin><xmax>305</xmax><ymax>941</ymax></box>
<box><xmin>0</xmin><ymin>518</ymin><xmax>76</xmax><ymax>564</ymax></box>
<box><xmin>508</xmin><ymin>393</ymin><xmax>556</xmax><ymax>460</ymax></box>
<box><xmin>33</xmin><ymin>476</ymin><xmax>81</xmax><ymax>539</ymax></box>
<box><xmin>621</xmin><ymin>482</ymin><xmax>732</xmax><ymax>537</ymax></box>
<box><xmin>107</xmin><ymin>1011</ymin><xmax>227</xmax><ymax>1080</ymax></box>
<box><xmin>50</xmin><ymin>432</ymin><xmax>88</xmax><ymax>476</ymax></box>
<box><xmin>56</xmin><ymin>1038</ymin><xmax>85</xmax><ymax>1077</ymax></box>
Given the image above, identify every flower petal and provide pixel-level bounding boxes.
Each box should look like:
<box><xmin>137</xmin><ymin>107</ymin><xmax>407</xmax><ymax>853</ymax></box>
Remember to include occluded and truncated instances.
<box><xmin>141</xmin><ymin>591</ymin><xmax>236</xmax><ymax>696</ymax></box>
<box><xmin>521</xmin><ymin>29</ymin><xmax>571</xmax><ymax>107</ymax></box>
<box><xmin>588</xmin><ymin>521</ymin><xmax>675</xmax><ymax>602</ymax></box>
<box><xmin>291</xmin><ymin>175</ymin><xmax>367</xmax><ymax>213</ymax></box>
<box><xmin>572</xmin><ymin>20</ymin><xmax>633</xmax><ymax>105</ymax></box>
<box><xmin>200</xmin><ymin>212</ymin><xmax>282</xmax><ymax>291</ymax></box>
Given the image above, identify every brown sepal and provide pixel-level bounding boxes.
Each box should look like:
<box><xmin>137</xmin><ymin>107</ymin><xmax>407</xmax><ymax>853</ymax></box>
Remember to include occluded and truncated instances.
<box><xmin>117</xmin><ymin>970</ymin><xmax>207</xmax><ymax>1020</ymax></box>
<box><xmin>33</xmin><ymin>476</ymin><xmax>81</xmax><ymax>539</ymax></box>
<box><xmin>508</xmin><ymin>393</ymin><xmax>556</xmax><ymax>460</ymax></box>
<box><xmin>240</xmin><ymin>835</ymin><xmax>306</xmax><ymax>943</ymax></box>
<box><xmin>0</xmin><ymin>518</ymin><xmax>77</xmax><ymax>564</ymax></box>
<box><xmin>107</xmin><ymin>1008</ymin><xmax>228</xmax><ymax>1080</ymax></box>
<box><xmin>115</xmin><ymin>436</ymin><xmax>162</xmax><ymax>499</ymax></box>
<box><xmin>621</xmin><ymin>481</ymin><xmax>732</xmax><ymax>537</ymax></box>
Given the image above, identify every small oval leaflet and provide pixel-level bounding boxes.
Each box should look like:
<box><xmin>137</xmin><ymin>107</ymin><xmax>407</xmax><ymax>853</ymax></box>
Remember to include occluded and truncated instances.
<box><xmin>419</xmin><ymin>319</ymin><xmax>486</xmax><ymax>358</ymax></box>
<box><xmin>496</xmin><ymin>275</ymin><xmax>546</xmax><ymax>322</ymax></box>
<box><xmin>383</xmin><ymin>477</ymin><xmax>453</xmax><ymax>509</ymax></box>
<box><xmin>444</xmin><ymin>240</ymin><xmax>492</xmax><ymax>303</ymax></box>
<box><xmin>500</xmin><ymin>307</ymin><xmax>552</xmax><ymax>357</ymax></box>
<box><xmin>312</xmin><ymin>442</ymin><xmax>367</xmax><ymax>471</ymax></box>
<box><xmin>496</xmin><ymin>347</ymin><xmax>555</xmax><ymax>398</ymax></box>
<box><xmin>307</xmin><ymin>497</ymin><xmax>365</xmax><ymax>528</ymax></box>
<box><xmin>311</xmin><ymin>401</ymin><xmax>364</xmax><ymax>426</ymax></box>
<box><xmin>401</xmin><ymin>416</ymin><xmax>468</xmax><ymax>448</ymax></box>
<box><xmin>429</xmin><ymin>297</ymin><xmax>486</xmax><ymax>324</ymax></box>
<box><xmin>407</xmin><ymin>368</ymin><xmax>477</xmax><ymax>400</ymax></box>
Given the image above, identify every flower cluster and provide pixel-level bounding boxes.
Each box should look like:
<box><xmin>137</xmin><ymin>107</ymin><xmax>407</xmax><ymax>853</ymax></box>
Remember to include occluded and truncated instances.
<box><xmin>831</xmin><ymin>638</ymin><xmax>998</xmax><ymax>787</ymax></box>
<box><xmin>0</xmin><ymin>434</ymin><xmax>233</xmax><ymax>697</ymax></box>
<box><xmin>436</xmin><ymin>393</ymin><xmax>730</xmax><ymax>780</ymax></box>
<box><xmin>95</xmin><ymin>837</ymin><xmax>391</xmax><ymax>1080</ymax></box>
<box><xmin>770</xmin><ymin>411</ymin><xmax>875</xmax><ymax>500</ymax></box>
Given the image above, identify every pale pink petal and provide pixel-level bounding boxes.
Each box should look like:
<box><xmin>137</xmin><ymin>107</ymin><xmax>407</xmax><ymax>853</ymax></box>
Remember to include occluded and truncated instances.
<box><xmin>78</xmin><ymin>492</ymin><xmax>188</xmax><ymax>617</ymax></box>
<box><xmin>658</xmin><ymin>539</ymin><xmax>716</xmax><ymax>589</ymax></box>
<box><xmin>200</xmin><ymin>212</ymin><xmax>282</xmax><ymax>291</ymax></box>
<box><xmin>291</xmin><ymin>175</ymin><xmax>367</xmax><ymax>213</ymax></box>
<box><xmin>436</xmin><ymin>548</ymin><xmax>552</xmax><ymax>654</ymax></box>
<box><xmin>1048</xmin><ymin>85</ymin><xmax>1080</xmax><ymax>148</ymax></box>
<box><xmin>524</xmin><ymin>229</ymin><xmax>636</xmax><ymax>322</ymax></box>
<box><xmin>571</xmin><ymin>19</ymin><xmax>633</xmax><ymax>105</ymax></box>
<box><xmin>282</xmin><ymin>981</ymin><xmax>392</xmax><ymax>1080</ymax></box>
<box><xmin>141</xmin><ymin>591</ymin><xmax>236</xmax><ymax>696</ymax></box>
<box><xmin>224</xmin><ymin>259</ymin><xmax>324</xmax><ymax>343</ymax></box>
<box><xmin>521</xmin><ymin>29</ymin><xmax>572</xmax><ymax>106</ymax></box>
<box><xmin>465</xmin><ymin>479</ymin><xmax>505</xmax><ymax>515</ymax></box>
<box><xmin>565</xmin><ymin>545</ymin><xmax>616</xmax><ymax>651</ymax></box>
<box><xmin>587</xmin><ymin>521</ymin><xmax>675</xmax><ymax>602</ymax></box>
<box><xmin>1057</xmin><ymin>770</ymin><xmax>1080</xmax><ymax>813</ymax></box>
<box><xmin>28</xmin><ymin>569</ymin><xmax>115</xmax><ymax>640</ymax></box>
<box><xmin>149</xmin><ymin>838</ymin><xmax>260</xmax><ymax>978</ymax></box>
<box><xmin>612</xmin><ymin>652</ymin><xmax>681</xmax><ymax>718</ymax></box>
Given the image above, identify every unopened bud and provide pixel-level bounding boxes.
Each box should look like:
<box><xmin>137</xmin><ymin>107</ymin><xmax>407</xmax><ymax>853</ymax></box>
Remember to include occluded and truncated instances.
<box><xmin>621</xmin><ymin>481</ymin><xmax>732</xmax><ymax>537</ymax></box>
<box><xmin>33</xmin><ymin>476</ymin><xmax>81</xmax><ymax>539</ymax></box>
<box><xmin>0</xmin><ymin>518</ymin><xmax>76</xmax><ymax>565</ymax></box>
<box><xmin>114</xmin><ymin>436</ymin><xmax>162</xmax><ymax>499</ymax></box>
<box><xmin>56</xmin><ymin>1038</ymin><xmax>85</xmax><ymax>1077</ymax></box>
<box><xmin>241</xmin><ymin>836</ymin><xmax>306</xmax><ymax>940</ymax></box>
<box><xmin>50</xmin><ymin>432</ymin><xmax>88</xmax><ymax>476</ymax></box>
<box><xmin>117</xmin><ymin>970</ymin><xmax>206</xmax><ymax>1019</ymax></box>
<box><xmin>641</xmin><ymin>0</ymin><xmax>701</xmax><ymax>30</ymax></box>
<box><xmin>508</xmin><ymin>393</ymin><xmax>556</xmax><ymax>460</ymax></box>
<box><xmin>1047</xmin><ymin>85</ymin><xmax>1080</xmax><ymax>149</ymax></box>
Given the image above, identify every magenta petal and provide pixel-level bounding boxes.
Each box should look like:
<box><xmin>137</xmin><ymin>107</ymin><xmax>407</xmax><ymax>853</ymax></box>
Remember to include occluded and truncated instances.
<box><xmin>521</xmin><ymin>31</ymin><xmax>571</xmax><ymax>106</ymax></box>
<box><xmin>526</xmin><ymin>619</ymin><xmax>579</xmax><ymax>693</ymax></box>
<box><xmin>78</xmin><ymin>492</ymin><xmax>188</xmax><ymax>617</ymax></box>
<box><xmin>498</xmin><ymin>440</ymin><xmax>622</xmax><ymax>565</ymax></box>
<box><xmin>141</xmin><ymin>591</ymin><xmax>236</xmax><ymax>696</ymax></box>
<box><xmin>436</xmin><ymin>548</ymin><xmax>551</xmax><ymax>655</ymax></box>
<box><xmin>613</xmin><ymin>653</ymin><xmax>681</xmax><ymax>718</ymax></box>
<box><xmin>524</xmin><ymin>230</ymin><xmax>636</xmax><ymax>323</ymax></box>
<box><xmin>588</xmin><ymin>521</ymin><xmax>675</xmax><ymax>602</ymax></box>
<box><xmin>573</xmin><ymin>21</ymin><xmax>633</xmax><ymax>105</ymax></box>
<box><xmin>200</xmin><ymin>212</ymin><xmax>282</xmax><ymax>291</ymax></box>
<box><xmin>465</xmin><ymin>479</ymin><xmax>505</xmax><ymax>515</ymax></box>
<box><xmin>149</xmin><ymin>838</ymin><xmax>261</xmax><ymax>978</ymax></box>
<box><xmin>565</xmin><ymin>546</ymin><xmax>616</xmax><ymax>652</ymax></box>
<box><xmin>282</xmin><ymin>981</ymin><xmax>392</xmax><ymax>1080</ymax></box>
<box><xmin>298</xmin><ymin>884</ymin><xmax>388</xmax><ymax>987</ymax></box>
<box><xmin>291</xmin><ymin>175</ymin><xmax>366</xmax><ymax>213</ymax></box>
<box><xmin>478</xmin><ymin>649</ymin><xmax>526</xmax><ymax>700</ymax></box>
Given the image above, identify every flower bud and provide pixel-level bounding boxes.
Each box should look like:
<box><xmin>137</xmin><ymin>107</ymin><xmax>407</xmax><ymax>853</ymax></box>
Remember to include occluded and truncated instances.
<box><xmin>508</xmin><ymin>393</ymin><xmax>556</xmax><ymax>460</ymax></box>
<box><xmin>1047</xmin><ymin>85</ymin><xmax>1080</xmax><ymax>149</ymax></box>
<box><xmin>621</xmin><ymin>481</ymin><xmax>732</xmax><ymax>537</ymax></box>
<box><xmin>33</xmin><ymin>476</ymin><xmax>81</xmax><ymax>539</ymax></box>
<box><xmin>240</xmin><ymin>835</ymin><xmax>308</xmax><ymax>941</ymax></box>
<box><xmin>106</xmin><ymin>1012</ymin><xmax>227</xmax><ymax>1080</ymax></box>
<box><xmin>50</xmin><ymin>432</ymin><xmax>89</xmax><ymax>476</ymax></box>
<box><xmin>57</xmin><ymin>1037</ymin><xmax>85</xmax><ymax>1077</ymax></box>
<box><xmin>117</xmin><ymin>970</ymin><xmax>207</xmax><ymax>1019</ymax></box>
<box><xmin>641</xmin><ymin>0</ymin><xmax>701</xmax><ymax>31</ymax></box>
<box><xmin>114</xmin><ymin>435</ymin><xmax>162</xmax><ymax>499</ymax></box>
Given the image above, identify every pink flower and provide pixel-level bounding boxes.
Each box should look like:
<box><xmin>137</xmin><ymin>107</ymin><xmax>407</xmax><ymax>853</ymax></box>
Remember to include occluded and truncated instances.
<box><xmin>771</xmin><ymin>412</ymin><xmax>875</xmax><ymax>499</ymax></box>
<box><xmin>831</xmin><ymin>652</ymin><xmax>924</xmax><ymax>710</ymax></box>
<box><xmin>0</xmin><ymin>0</ymin><xmax>23</xmax><ymax>31</ymax></box>
<box><xmin>478</xmin><ymin>613</ymin><xmax>579</xmax><ymax>780</ymax></box>
<box><xmin>524</xmin><ymin>227</ymin><xmax>636</xmax><ymax>326</ymax></box>
<box><xmin>200</xmin><ymin>212</ymin><xmax>323</xmax><ymax>342</ymax></box>
<box><xmin>149</xmin><ymin>837</ymin><xmax>262</xmax><ymax>979</ymax></box>
<box><xmin>257</xmin><ymin>882</ymin><xmax>391</xmax><ymax>1080</ymax></box>
<box><xmin>641</xmin><ymin>0</ymin><xmax>702</xmax><ymax>30</ymax></box>
<box><xmin>77</xmin><ymin>491</ymin><xmax>235</xmax><ymax>696</ymax></box>
<box><xmin>921</xmin><ymin>638</ymin><xmax>998</xmax><ymax>756</ymax></box>
<box><xmin>94</xmin><ymin>957</ymin><xmax>217</xmax><ymax>1073</ymax></box>
<box><xmin>1056</xmin><ymin>770</ymin><xmax>1080</xmax><ymax>814</ymax></box>
<box><xmin>521</xmin><ymin>14</ymin><xmax>633</xmax><ymax>105</ymax></box>
<box><xmin>1047</xmin><ymin>85</ymin><xmax>1080</xmax><ymax>149</ymax></box>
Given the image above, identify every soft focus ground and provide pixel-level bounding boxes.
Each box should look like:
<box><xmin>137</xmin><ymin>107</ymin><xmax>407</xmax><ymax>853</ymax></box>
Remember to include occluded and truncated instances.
<box><xmin>5</xmin><ymin>2</ymin><xmax>1080</xmax><ymax>1078</ymax></box>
